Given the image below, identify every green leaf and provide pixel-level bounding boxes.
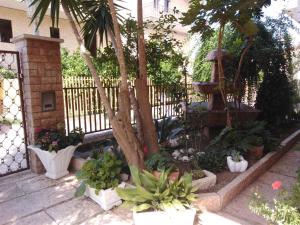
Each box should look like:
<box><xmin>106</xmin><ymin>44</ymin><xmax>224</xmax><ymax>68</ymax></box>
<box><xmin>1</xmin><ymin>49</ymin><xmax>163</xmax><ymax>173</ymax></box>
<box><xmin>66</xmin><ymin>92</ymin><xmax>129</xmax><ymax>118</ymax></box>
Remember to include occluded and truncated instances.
<box><xmin>133</xmin><ymin>203</ymin><xmax>152</xmax><ymax>212</ymax></box>
<box><xmin>130</xmin><ymin>166</ymin><xmax>141</xmax><ymax>186</ymax></box>
<box><xmin>75</xmin><ymin>182</ymin><xmax>86</xmax><ymax>197</ymax></box>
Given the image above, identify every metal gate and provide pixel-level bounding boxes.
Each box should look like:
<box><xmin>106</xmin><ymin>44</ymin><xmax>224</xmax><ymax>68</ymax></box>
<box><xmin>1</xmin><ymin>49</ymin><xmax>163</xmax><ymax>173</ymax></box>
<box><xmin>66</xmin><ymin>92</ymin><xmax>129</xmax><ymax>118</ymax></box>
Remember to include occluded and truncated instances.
<box><xmin>0</xmin><ymin>50</ymin><xmax>29</xmax><ymax>176</ymax></box>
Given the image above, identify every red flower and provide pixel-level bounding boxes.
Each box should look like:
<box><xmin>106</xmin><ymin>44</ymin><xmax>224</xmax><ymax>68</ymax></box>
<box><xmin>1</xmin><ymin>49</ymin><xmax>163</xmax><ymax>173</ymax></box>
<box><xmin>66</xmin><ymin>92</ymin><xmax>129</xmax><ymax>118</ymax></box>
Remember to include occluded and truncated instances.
<box><xmin>143</xmin><ymin>145</ymin><xmax>148</xmax><ymax>155</ymax></box>
<box><xmin>34</xmin><ymin>127</ymin><xmax>42</xmax><ymax>134</ymax></box>
<box><xmin>272</xmin><ymin>181</ymin><xmax>282</xmax><ymax>190</ymax></box>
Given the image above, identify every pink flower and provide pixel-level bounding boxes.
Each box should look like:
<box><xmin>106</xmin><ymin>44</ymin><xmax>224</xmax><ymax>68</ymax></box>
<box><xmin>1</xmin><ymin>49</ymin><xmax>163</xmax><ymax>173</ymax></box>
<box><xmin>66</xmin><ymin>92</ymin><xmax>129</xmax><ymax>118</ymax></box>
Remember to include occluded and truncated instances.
<box><xmin>272</xmin><ymin>181</ymin><xmax>282</xmax><ymax>190</ymax></box>
<box><xmin>52</xmin><ymin>141</ymin><xmax>58</xmax><ymax>146</ymax></box>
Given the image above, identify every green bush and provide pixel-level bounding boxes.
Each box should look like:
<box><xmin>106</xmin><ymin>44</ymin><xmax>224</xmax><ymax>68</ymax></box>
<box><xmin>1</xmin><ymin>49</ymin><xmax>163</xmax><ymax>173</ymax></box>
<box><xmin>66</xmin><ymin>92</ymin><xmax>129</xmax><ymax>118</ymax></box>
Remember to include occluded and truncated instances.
<box><xmin>75</xmin><ymin>152</ymin><xmax>122</xmax><ymax>197</ymax></box>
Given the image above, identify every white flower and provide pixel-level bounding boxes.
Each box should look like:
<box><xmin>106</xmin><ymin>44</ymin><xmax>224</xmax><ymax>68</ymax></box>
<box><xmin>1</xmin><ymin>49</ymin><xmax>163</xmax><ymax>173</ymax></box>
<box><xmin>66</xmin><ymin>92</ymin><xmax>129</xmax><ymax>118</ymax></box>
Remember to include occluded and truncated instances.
<box><xmin>188</xmin><ymin>148</ymin><xmax>195</xmax><ymax>154</ymax></box>
<box><xmin>181</xmin><ymin>156</ymin><xmax>190</xmax><ymax>162</ymax></box>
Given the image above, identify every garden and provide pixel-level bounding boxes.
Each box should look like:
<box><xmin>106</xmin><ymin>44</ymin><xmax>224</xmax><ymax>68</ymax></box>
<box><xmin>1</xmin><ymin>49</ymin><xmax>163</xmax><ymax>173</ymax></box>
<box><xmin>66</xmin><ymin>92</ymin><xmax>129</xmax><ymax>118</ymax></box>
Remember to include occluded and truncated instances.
<box><xmin>1</xmin><ymin>0</ymin><xmax>300</xmax><ymax>224</ymax></box>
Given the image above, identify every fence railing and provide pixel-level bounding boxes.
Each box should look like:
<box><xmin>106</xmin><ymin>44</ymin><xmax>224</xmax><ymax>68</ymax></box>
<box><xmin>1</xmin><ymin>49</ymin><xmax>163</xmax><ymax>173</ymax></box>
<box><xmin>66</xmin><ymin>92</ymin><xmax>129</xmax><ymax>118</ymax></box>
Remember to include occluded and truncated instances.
<box><xmin>63</xmin><ymin>77</ymin><xmax>192</xmax><ymax>134</ymax></box>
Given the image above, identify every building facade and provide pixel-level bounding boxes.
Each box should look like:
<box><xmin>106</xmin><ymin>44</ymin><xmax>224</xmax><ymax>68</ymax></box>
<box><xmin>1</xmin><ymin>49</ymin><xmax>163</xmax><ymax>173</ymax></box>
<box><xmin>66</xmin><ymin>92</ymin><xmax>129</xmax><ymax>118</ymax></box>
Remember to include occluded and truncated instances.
<box><xmin>0</xmin><ymin>0</ymin><xmax>189</xmax><ymax>52</ymax></box>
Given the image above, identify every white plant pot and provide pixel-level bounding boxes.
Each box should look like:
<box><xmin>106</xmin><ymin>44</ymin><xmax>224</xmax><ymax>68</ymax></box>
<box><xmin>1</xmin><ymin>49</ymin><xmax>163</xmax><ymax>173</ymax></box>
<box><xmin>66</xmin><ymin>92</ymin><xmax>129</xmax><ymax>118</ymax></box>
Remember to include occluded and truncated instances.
<box><xmin>133</xmin><ymin>208</ymin><xmax>196</xmax><ymax>225</ymax></box>
<box><xmin>227</xmin><ymin>156</ymin><xmax>248</xmax><ymax>173</ymax></box>
<box><xmin>28</xmin><ymin>144</ymin><xmax>80</xmax><ymax>179</ymax></box>
<box><xmin>85</xmin><ymin>182</ymin><xmax>126</xmax><ymax>211</ymax></box>
<box><xmin>192</xmin><ymin>170</ymin><xmax>217</xmax><ymax>191</ymax></box>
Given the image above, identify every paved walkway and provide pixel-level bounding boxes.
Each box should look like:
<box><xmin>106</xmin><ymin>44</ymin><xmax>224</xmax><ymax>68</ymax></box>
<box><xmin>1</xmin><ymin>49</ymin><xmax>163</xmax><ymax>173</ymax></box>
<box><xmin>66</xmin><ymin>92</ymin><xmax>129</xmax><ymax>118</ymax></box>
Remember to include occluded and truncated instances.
<box><xmin>0</xmin><ymin>143</ymin><xmax>299</xmax><ymax>225</ymax></box>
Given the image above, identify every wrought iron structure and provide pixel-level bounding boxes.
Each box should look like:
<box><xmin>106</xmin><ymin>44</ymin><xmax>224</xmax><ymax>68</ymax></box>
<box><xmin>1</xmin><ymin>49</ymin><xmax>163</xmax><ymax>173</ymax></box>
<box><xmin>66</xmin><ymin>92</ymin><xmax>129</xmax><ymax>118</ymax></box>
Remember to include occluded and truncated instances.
<box><xmin>0</xmin><ymin>50</ymin><xmax>28</xmax><ymax>176</ymax></box>
<box><xmin>63</xmin><ymin>77</ymin><xmax>192</xmax><ymax>134</ymax></box>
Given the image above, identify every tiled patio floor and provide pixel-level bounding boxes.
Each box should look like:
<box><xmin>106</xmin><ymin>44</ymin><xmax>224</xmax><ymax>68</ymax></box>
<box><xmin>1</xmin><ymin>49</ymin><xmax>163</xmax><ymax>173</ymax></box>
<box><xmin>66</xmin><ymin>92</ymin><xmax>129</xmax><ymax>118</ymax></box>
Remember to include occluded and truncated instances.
<box><xmin>0</xmin><ymin>143</ymin><xmax>299</xmax><ymax>225</ymax></box>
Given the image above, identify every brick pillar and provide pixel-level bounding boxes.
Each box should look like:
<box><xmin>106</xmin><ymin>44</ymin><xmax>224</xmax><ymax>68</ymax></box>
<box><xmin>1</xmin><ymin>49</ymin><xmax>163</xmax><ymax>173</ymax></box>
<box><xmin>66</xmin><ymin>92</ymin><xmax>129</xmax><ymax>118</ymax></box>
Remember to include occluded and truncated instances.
<box><xmin>12</xmin><ymin>34</ymin><xmax>65</xmax><ymax>174</ymax></box>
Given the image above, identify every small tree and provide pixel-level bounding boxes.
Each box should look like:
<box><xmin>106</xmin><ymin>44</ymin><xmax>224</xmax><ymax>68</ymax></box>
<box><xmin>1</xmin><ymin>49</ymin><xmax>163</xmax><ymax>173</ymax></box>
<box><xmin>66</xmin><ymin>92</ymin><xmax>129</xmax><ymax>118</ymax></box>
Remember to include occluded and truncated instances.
<box><xmin>29</xmin><ymin>0</ymin><xmax>160</xmax><ymax>169</ymax></box>
<box><xmin>181</xmin><ymin>0</ymin><xmax>271</xmax><ymax>127</ymax></box>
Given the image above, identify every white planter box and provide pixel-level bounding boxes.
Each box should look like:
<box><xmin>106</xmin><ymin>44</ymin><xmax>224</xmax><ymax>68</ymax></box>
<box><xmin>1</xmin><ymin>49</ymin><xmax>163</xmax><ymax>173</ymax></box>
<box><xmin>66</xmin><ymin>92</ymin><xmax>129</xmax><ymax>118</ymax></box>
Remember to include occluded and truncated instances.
<box><xmin>85</xmin><ymin>182</ymin><xmax>126</xmax><ymax>211</ymax></box>
<box><xmin>28</xmin><ymin>144</ymin><xmax>80</xmax><ymax>179</ymax></box>
<box><xmin>192</xmin><ymin>170</ymin><xmax>216</xmax><ymax>191</ymax></box>
<box><xmin>227</xmin><ymin>156</ymin><xmax>248</xmax><ymax>173</ymax></box>
<box><xmin>133</xmin><ymin>208</ymin><xmax>196</xmax><ymax>225</ymax></box>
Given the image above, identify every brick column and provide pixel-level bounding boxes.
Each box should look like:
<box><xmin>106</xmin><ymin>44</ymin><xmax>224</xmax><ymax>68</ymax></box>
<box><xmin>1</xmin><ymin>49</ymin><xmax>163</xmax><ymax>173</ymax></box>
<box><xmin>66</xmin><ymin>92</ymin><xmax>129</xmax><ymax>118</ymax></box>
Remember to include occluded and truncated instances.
<box><xmin>12</xmin><ymin>34</ymin><xmax>65</xmax><ymax>174</ymax></box>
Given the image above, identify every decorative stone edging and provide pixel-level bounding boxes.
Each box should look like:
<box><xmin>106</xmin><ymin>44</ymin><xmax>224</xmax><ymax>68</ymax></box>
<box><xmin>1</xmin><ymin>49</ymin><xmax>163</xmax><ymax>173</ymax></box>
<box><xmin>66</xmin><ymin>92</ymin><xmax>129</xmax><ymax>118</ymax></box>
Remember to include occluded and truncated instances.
<box><xmin>194</xmin><ymin>129</ymin><xmax>300</xmax><ymax>212</ymax></box>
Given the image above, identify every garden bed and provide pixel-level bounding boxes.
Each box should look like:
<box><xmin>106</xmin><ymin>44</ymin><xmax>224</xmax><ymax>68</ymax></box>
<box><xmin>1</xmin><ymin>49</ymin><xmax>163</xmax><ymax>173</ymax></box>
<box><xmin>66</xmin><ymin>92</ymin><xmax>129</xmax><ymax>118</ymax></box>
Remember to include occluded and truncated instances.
<box><xmin>193</xmin><ymin>128</ymin><xmax>300</xmax><ymax>212</ymax></box>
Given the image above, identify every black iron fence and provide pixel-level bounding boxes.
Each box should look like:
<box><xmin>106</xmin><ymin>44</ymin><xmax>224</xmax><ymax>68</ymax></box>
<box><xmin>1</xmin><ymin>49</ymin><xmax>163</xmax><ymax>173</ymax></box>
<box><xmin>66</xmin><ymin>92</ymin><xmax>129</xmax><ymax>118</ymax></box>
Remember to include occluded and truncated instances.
<box><xmin>63</xmin><ymin>77</ymin><xmax>193</xmax><ymax>134</ymax></box>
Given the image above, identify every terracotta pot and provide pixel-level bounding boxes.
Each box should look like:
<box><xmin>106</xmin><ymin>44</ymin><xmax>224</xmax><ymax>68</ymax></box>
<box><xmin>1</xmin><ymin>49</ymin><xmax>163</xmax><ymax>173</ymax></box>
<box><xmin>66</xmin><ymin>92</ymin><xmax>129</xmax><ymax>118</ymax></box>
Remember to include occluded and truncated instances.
<box><xmin>247</xmin><ymin>146</ymin><xmax>264</xmax><ymax>160</ymax></box>
<box><xmin>152</xmin><ymin>170</ymin><xmax>180</xmax><ymax>181</ymax></box>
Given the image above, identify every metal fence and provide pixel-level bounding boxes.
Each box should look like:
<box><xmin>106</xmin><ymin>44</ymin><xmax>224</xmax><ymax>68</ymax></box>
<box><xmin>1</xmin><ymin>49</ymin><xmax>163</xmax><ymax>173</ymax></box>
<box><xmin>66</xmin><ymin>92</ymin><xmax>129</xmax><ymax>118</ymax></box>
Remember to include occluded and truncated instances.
<box><xmin>63</xmin><ymin>77</ymin><xmax>192</xmax><ymax>134</ymax></box>
<box><xmin>0</xmin><ymin>50</ymin><xmax>29</xmax><ymax>176</ymax></box>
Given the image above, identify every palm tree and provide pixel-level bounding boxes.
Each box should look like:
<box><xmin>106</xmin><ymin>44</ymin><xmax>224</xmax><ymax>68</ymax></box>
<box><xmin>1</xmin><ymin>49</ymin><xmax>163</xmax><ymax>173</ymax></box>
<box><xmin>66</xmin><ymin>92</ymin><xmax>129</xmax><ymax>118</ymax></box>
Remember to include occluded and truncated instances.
<box><xmin>29</xmin><ymin>0</ymin><xmax>158</xmax><ymax>169</ymax></box>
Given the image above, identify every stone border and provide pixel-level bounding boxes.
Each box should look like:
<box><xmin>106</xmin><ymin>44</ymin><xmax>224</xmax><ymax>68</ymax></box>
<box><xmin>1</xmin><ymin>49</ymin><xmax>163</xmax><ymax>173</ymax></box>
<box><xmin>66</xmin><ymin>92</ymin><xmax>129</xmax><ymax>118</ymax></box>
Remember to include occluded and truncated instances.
<box><xmin>194</xmin><ymin>129</ymin><xmax>300</xmax><ymax>212</ymax></box>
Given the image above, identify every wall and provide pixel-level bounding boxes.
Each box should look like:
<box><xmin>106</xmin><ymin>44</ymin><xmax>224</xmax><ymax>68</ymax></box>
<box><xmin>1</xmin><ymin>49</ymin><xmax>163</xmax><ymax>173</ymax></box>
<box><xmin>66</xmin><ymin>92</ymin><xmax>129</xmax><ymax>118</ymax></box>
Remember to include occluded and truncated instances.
<box><xmin>0</xmin><ymin>7</ymin><xmax>78</xmax><ymax>52</ymax></box>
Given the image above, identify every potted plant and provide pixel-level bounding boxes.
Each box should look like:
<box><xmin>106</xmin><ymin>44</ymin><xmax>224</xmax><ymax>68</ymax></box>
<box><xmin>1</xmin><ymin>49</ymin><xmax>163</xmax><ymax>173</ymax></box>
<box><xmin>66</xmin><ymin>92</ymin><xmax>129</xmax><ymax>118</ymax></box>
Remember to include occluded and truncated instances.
<box><xmin>247</xmin><ymin>136</ymin><xmax>264</xmax><ymax>160</ymax></box>
<box><xmin>28</xmin><ymin>126</ymin><xmax>83</xmax><ymax>179</ymax></box>
<box><xmin>191</xmin><ymin>169</ymin><xmax>216</xmax><ymax>191</ymax></box>
<box><xmin>116</xmin><ymin>167</ymin><xmax>197</xmax><ymax>225</ymax></box>
<box><xmin>227</xmin><ymin>151</ymin><xmax>248</xmax><ymax>173</ymax></box>
<box><xmin>75</xmin><ymin>152</ymin><xmax>125</xmax><ymax>210</ymax></box>
<box><xmin>0</xmin><ymin>118</ymin><xmax>12</xmax><ymax>133</ymax></box>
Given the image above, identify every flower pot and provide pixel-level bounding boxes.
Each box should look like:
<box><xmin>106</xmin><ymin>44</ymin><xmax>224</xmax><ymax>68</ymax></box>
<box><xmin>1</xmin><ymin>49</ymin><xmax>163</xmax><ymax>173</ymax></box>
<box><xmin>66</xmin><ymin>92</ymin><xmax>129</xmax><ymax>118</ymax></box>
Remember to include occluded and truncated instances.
<box><xmin>0</xmin><ymin>123</ymin><xmax>12</xmax><ymax>133</ymax></box>
<box><xmin>247</xmin><ymin>145</ymin><xmax>264</xmax><ymax>161</ymax></box>
<box><xmin>133</xmin><ymin>208</ymin><xmax>196</xmax><ymax>225</ymax></box>
<box><xmin>152</xmin><ymin>170</ymin><xmax>180</xmax><ymax>181</ymax></box>
<box><xmin>192</xmin><ymin>170</ymin><xmax>216</xmax><ymax>191</ymax></box>
<box><xmin>28</xmin><ymin>144</ymin><xmax>81</xmax><ymax>179</ymax></box>
<box><xmin>85</xmin><ymin>182</ymin><xmax>126</xmax><ymax>211</ymax></box>
<box><xmin>227</xmin><ymin>156</ymin><xmax>248</xmax><ymax>173</ymax></box>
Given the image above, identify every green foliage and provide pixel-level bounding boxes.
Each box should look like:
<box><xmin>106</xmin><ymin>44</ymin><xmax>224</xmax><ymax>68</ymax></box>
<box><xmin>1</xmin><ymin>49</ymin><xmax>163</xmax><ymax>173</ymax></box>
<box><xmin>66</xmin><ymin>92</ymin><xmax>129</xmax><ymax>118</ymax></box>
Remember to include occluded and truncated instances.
<box><xmin>35</xmin><ymin>126</ymin><xmax>83</xmax><ymax>152</ymax></box>
<box><xmin>145</xmin><ymin>150</ymin><xmax>175</xmax><ymax>172</ymax></box>
<box><xmin>0</xmin><ymin>66</ymin><xmax>16</xmax><ymax>79</ymax></box>
<box><xmin>155</xmin><ymin>117</ymin><xmax>184</xmax><ymax>145</ymax></box>
<box><xmin>181</xmin><ymin>0</ymin><xmax>270</xmax><ymax>40</ymax></box>
<box><xmin>198</xmin><ymin>121</ymin><xmax>277</xmax><ymax>172</ymax></box>
<box><xmin>116</xmin><ymin>166</ymin><xmax>197</xmax><ymax>212</ymax></box>
<box><xmin>61</xmin><ymin>49</ymin><xmax>90</xmax><ymax>77</ymax></box>
<box><xmin>230</xmin><ymin>150</ymin><xmax>242</xmax><ymax>162</ymax></box>
<box><xmin>61</xmin><ymin>12</ymin><xmax>185</xmax><ymax>85</ymax></box>
<box><xmin>197</xmin><ymin>148</ymin><xmax>228</xmax><ymax>173</ymax></box>
<box><xmin>249</xmin><ymin>171</ymin><xmax>300</xmax><ymax>225</ymax></box>
<box><xmin>75</xmin><ymin>152</ymin><xmax>122</xmax><ymax>197</ymax></box>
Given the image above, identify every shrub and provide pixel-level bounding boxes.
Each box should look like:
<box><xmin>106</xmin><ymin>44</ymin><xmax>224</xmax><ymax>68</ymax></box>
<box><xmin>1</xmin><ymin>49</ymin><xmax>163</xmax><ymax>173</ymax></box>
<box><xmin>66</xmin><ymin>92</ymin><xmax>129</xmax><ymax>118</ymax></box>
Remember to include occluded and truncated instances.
<box><xmin>75</xmin><ymin>152</ymin><xmax>122</xmax><ymax>197</ymax></box>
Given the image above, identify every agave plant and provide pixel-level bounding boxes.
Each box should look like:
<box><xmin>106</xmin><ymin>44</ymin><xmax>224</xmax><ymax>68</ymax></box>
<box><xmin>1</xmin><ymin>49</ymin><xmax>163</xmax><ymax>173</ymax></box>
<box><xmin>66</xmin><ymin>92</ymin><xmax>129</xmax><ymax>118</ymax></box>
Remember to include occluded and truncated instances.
<box><xmin>116</xmin><ymin>166</ymin><xmax>197</xmax><ymax>212</ymax></box>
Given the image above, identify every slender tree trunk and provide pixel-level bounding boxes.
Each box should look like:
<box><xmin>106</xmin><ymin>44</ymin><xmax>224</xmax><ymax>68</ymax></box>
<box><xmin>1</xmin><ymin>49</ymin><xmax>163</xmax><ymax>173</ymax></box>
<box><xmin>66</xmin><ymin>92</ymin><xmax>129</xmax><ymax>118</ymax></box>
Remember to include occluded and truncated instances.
<box><xmin>107</xmin><ymin>0</ymin><xmax>145</xmax><ymax>169</ymax></box>
<box><xmin>62</xmin><ymin>2</ymin><xmax>145</xmax><ymax>169</ymax></box>
<box><xmin>217</xmin><ymin>24</ymin><xmax>232</xmax><ymax>128</ymax></box>
<box><xmin>135</xmin><ymin>0</ymin><xmax>159</xmax><ymax>154</ymax></box>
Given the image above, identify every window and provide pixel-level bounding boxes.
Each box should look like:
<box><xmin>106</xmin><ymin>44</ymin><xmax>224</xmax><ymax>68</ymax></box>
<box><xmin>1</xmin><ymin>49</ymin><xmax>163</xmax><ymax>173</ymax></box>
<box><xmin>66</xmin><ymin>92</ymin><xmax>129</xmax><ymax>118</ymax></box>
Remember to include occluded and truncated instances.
<box><xmin>0</xmin><ymin>19</ymin><xmax>13</xmax><ymax>43</ymax></box>
<box><xmin>153</xmin><ymin>0</ymin><xmax>169</xmax><ymax>12</ymax></box>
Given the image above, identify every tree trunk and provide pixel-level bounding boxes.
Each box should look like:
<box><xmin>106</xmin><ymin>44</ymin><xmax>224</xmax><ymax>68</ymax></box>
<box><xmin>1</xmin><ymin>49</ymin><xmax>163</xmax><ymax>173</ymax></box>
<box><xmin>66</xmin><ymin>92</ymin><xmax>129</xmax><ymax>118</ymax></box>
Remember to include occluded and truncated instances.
<box><xmin>62</xmin><ymin>2</ymin><xmax>145</xmax><ymax>169</ymax></box>
<box><xmin>217</xmin><ymin>24</ymin><xmax>232</xmax><ymax>128</ymax></box>
<box><xmin>136</xmin><ymin>0</ymin><xmax>159</xmax><ymax>154</ymax></box>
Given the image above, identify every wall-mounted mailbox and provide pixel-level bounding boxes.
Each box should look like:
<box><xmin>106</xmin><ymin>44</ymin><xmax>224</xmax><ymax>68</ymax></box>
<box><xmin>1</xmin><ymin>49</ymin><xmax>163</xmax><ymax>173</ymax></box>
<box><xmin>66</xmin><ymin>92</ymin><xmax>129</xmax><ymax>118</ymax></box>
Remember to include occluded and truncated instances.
<box><xmin>41</xmin><ymin>91</ymin><xmax>56</xmax><ymax>112</ymax></box>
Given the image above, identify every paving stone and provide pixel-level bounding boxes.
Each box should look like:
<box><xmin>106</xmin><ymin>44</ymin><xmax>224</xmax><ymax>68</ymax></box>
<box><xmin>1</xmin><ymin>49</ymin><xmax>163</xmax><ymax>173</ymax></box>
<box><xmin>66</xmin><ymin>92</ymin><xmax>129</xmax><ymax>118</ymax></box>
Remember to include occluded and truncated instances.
<box><xmin>0</xmin><ymin>182</ymin><xmax>75</xmax><ymax>225</ymax></box>
<box><xmin>269</xmin><ymin>161</ymin><xmax>299</xmax><ymax>178</ymax></box>
<box><xmin>223</xmin><ymin>193</ymin><xmax>268</xmax><ymax>225</ymax></box>
<box><xmin>0</xmin><ymin>170</ymin><xmax>37</xmax><ymax>187</ymax></box>
<box><xmin>200</xmin><ymin>211</ymin><xmax>255</xmax><ymax>225</ymax></box>
<box><xmin>6</xmin><ymin>211</ymin><xmax>56</xmax><ymax>225</ymax></box>
<box><xmin>0</xmin><ymin>182</ymin><xmax>25</xmax><ymax>203</ymax></box>
<box><xmin>17</xmin><ymin>175</ymin><xmax>58</xmax><ymax>194</ymax></box>
<box><xmin>257</xmin><ymin>171</ymin><xmax>296</xmax><ymax>189</ymax></box>
<box><xmin>79</xmin><ymin>212</ymin><xmax>133</xmax><ymax>225</ymax></box>
<box><xmin>46</xmin><ymin>197</ymin><xmax>102</xmax><ymax>225</ymax></box>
